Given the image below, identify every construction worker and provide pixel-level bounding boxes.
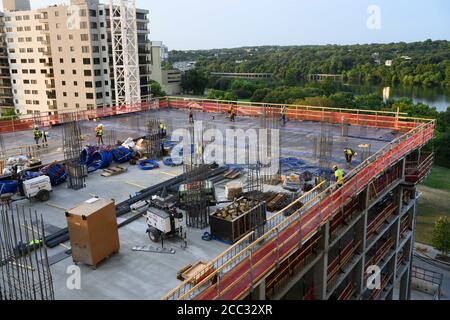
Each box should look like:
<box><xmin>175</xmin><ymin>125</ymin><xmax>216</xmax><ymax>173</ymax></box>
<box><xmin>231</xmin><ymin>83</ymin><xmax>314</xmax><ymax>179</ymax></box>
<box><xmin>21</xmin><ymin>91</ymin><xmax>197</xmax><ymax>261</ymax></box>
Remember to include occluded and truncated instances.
<box><xmin>41</xmin><ymin>130</ymin><xmax>48</xmax><ymax>148</ymax></box>
<box><xmin>344</xmin><ymin>148</ymin><xmax>357</xmax><ymax>165</ymax></box>
<box><xmin>280</xmin><ymin>106</ymin><xmax>287</xmax><ymax>126</ymax></box>
<box><xmin>33</xmin><ymin>126</ymin><xmax>41</xmax><ymax>146</ymax></box>
<box><xmin>159</xmin><ymin>122</ymin><xmax>167</xmax><ymax>137</ymax></box>
<box><xmin>230</xmin><ymin>106</ymin><xmax>236</xmax><ymax>122</ymax></box>
<box><xmin>333</xmin><ymin>165</ymin><xmax>344</xmax><ymax>188</ymax></box>
<box><xmin>95</xmin><ymin>124</ymin><xmax>104</xmax><ymax>145</ymax></box>
<box><xmin>227</xmin><ymin>105</ymin><xmax>232</xmax><ymax>118</ymax></box>
<box><xmin>188</xmin><ymin>107</ymin><xmax>194</xmax><ymax>124</ymax></box>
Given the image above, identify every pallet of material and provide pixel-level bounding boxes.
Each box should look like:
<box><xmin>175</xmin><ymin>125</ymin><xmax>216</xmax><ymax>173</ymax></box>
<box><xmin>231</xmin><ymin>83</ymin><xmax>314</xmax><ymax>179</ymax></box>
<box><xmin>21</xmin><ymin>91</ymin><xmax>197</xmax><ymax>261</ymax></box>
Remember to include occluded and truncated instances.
<box><xmin>101</xmin><ymin>166</ymin><xmax>128</xmax><ymax>177</ymax></box>
<box><xmin>178</xmin><ymin>261</ymin><xmax>215</xmax><ymax>285</ymax></box>
<box><xmin>267</xmin><ymin>193</ymin><xmax>288</xmax><ymax>212</ymax></box>
<box><xmin>224</xmin><ymin>169</ymin><xmax>241</xmax><ymax>179</ymax></box>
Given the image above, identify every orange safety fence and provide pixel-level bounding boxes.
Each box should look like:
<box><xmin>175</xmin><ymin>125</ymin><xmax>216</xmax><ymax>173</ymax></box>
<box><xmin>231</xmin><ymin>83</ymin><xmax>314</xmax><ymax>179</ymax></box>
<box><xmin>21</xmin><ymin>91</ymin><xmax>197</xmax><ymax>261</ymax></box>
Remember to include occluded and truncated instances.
<box><xmin>0</xmin><ymin>100</ymin><xmax>157</xmax><ymax>133</ymax></box>
<box><xmin>161</xmin><ymin>112</ymin><xmax>434</xmax><ymax>300</ymax></box>
<box><xmin>163</xmin><ymin>96</ymin><xmax>430</xmax><ymax>132</ymax></box>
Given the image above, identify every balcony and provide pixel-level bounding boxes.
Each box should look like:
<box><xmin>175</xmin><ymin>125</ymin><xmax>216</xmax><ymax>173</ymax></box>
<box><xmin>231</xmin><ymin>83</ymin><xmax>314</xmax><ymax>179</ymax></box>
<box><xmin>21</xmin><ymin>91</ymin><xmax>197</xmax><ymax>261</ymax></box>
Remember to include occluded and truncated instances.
<box><xmin>327</xmin><ymin>239</ymin><xmax>361</xmax><ymax>287</ymax></box>
<box><xmin>367</xmin><ymin>202</ymin><xmax>397</xmax><ymax>239</ymax></box>
<box><xmin>45</xmin><ymin>73</ymin><xmax>55</xmax><ymax>78</ymax></box>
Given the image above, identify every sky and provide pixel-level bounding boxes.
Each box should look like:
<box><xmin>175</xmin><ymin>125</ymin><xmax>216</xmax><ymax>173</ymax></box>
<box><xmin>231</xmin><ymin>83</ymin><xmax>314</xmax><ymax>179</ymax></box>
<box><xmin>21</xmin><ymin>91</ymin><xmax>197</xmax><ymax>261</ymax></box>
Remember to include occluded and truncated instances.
<box><xmin>2</xmin><ymin>0</ymin><xmax>449</xmax><ymax>50</ymax></box>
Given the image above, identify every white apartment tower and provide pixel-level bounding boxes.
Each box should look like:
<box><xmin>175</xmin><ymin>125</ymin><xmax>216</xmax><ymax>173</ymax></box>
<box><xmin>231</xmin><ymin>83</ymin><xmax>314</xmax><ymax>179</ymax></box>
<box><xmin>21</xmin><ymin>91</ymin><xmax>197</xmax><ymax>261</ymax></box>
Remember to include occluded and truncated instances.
<box><xmin>1</xmin><ymin>0</ymin><xmax>152</xmax><ymax>116</ymax></box>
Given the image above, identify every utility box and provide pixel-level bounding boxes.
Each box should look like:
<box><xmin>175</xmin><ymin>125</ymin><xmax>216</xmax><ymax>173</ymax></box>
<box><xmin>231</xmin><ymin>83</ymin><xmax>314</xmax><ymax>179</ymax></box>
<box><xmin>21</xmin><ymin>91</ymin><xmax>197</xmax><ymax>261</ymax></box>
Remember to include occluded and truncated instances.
<box><xmin>66</xmin><ymin>198</ymin><xmax>120</xmax><ymax>268</ymax></box>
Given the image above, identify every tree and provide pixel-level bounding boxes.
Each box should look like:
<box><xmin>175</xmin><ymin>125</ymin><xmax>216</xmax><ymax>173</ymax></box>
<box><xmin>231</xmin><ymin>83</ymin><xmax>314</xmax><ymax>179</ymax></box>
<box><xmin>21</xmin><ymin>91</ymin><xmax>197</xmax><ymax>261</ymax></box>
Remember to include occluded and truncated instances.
<box><xmin>181</xmin><ymin>69</ymin><xmax>208</xmax><ymax>95</ymax></box>
<box><xmin>432</xmin><ymin>217</ymin><xmax>450</xmax><ymax>256</ymax></box>
<box><xmin>149</xmin><ymin>81</ymin><xmax>166</xmax><ymax>97</ymax></box>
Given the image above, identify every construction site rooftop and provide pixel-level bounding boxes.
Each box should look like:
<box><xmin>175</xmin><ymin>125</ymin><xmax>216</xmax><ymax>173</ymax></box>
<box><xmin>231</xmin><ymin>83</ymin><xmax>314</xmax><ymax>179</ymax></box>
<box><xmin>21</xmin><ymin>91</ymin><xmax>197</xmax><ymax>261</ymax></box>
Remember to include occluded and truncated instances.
<box><xmin>0</xmin><ymin>104</ymin><xmax>414</xmax><ymax>300</ymax></box>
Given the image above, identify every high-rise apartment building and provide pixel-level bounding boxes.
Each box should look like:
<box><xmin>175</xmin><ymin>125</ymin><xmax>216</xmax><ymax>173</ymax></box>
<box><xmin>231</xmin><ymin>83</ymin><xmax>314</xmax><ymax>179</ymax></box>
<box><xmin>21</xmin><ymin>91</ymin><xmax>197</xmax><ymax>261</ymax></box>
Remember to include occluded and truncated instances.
<box><xmin>1</xmin><ymin>0</ymin><xmax>152</xmax><ymax>116</ymax></box>
<box><xmin>0</xmin><ymin>12</ymin><xmax>14</xmax><ymax>116</ymax></box>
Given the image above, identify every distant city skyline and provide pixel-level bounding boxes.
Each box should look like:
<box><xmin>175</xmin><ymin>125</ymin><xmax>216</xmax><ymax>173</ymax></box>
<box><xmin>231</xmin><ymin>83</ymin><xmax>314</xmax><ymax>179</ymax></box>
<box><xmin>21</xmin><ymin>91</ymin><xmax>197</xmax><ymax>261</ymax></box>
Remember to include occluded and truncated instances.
<box><xmin>2</xmin><ymin>0</ymin><xmax>449</xmax><ymax>50</ymax></box>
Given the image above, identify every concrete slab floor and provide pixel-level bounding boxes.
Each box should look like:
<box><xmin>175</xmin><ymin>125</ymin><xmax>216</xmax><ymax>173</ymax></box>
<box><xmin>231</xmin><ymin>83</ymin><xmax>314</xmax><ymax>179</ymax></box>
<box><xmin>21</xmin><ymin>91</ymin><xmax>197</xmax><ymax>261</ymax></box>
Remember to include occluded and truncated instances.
<box><xmin>0</xmin><ymin>108</ymin><xmax>403</xmax><ymax>300</ymax></box>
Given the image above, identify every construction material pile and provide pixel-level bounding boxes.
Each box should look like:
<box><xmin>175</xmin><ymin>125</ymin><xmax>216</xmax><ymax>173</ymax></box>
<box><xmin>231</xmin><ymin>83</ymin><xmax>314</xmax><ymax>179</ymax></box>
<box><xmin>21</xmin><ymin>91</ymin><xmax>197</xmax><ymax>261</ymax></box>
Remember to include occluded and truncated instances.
<box><xmin>210</xmin><ymin>197</ymin><xmax>267</xmax><ymax>244</ymax></box>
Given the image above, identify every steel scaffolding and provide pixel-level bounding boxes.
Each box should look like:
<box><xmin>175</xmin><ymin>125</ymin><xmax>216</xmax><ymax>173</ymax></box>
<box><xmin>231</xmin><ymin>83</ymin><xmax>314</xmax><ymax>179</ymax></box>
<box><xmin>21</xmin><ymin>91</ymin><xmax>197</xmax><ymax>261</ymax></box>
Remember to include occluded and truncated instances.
<box><xmin>62</xmin><ymin>117</ymin><xmax>85</xmax><ymax>190</ymax></box>
<box><xmin>110</xmin><ymin>0</ymin><xmax>141</xmax><ymax>107</ymax></box>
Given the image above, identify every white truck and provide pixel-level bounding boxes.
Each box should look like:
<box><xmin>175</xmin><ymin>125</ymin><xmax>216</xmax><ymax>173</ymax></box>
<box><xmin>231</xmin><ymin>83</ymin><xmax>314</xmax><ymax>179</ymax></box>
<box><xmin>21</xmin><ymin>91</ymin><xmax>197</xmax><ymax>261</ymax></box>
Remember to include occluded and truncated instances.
<box><xmin>22</xmin><ymin>176</ymin><xmax>52</xmax><ymax>202</ymax></box>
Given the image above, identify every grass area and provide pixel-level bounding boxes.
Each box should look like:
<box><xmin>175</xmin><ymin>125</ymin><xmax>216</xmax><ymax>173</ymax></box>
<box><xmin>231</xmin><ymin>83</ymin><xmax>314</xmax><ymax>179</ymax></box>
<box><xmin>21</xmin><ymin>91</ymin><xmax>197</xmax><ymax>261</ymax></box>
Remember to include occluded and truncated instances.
<box><xmin>416</xmin><ymin>166</ymin><xmax>450</xmax><ymax>245</ymax></box>
<box><xmin>422</xmin><ymin>166</ymin><xmax>450</xmax><ymax>191</ymax></box>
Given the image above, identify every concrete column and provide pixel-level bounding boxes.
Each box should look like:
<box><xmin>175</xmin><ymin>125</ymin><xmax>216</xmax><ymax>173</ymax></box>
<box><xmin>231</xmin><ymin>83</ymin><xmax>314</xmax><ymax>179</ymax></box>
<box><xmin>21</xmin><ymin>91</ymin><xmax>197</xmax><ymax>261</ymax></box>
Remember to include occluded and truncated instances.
<box><xmin>251</xmin><ymin>279</ymin><xmax>266</xmax><ymax>300</ymax></box>
<box><xmin>313</xmin><ymin>222</ymin><xmax>329</xmax><ymax>299</ymax></box>
<box><xmin>399</xmin><ymin>267</ymin><xmax>410</xmax><ymax>300</ymax></box>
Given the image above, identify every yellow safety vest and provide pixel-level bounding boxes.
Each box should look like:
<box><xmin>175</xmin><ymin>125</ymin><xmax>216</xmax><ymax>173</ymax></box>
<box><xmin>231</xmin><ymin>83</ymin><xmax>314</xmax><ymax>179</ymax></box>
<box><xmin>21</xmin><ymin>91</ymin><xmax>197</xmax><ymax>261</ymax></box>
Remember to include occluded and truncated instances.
<box><xmin>345</xmin><ymin>149</ymin><xmax>354</xmax><ymax>156</ymax></box>
<box><xmin>335</xmin><ymin>169</ymin><xmax>344</xmax><ymax>186</ymax></box>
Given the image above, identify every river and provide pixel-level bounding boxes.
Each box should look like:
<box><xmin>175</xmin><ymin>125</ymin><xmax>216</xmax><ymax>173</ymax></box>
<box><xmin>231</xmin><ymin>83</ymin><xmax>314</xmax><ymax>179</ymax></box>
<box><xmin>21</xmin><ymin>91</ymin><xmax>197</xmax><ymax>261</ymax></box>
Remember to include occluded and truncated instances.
<box><xmin>344</xmin><ymin>84</ymin><xmax>450</xmax><ymax>112</ymax></box>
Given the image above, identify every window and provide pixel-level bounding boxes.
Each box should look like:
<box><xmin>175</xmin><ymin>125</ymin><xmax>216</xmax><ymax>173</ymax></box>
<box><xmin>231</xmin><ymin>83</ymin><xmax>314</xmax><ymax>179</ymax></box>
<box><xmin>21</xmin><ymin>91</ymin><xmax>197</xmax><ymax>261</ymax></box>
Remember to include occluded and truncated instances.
<box><xmin>21</xmin><ymin>59</ymin><xmax>27</xmax><ymax>63</ymax></box>
<box><xmin>70</xmin><ymin>47</ymin><xmax>75</xmax><ymax>52</ymax></box>
<box><xmin>92</xmin><ymin>34</ymin><xmax>99</xmax><ymax>41</ymax></box>
<box><xmin>55</xmin><ymin>11</ymin><xmax>59</xmax><ymax>17</ymax></box>
<box><xmin>69</xmin><ymin>34</ymin><xmax>73</xmax><ymax>40</ymax></box>
<box><xmin>100</xmin><ymin>22</ymin><xmax>104</xmax><ymax>28</ymax></box>
<box><xmin>31</xmin><ymin>80</ymin><xmax>37</xmax><ymax>84</ymax></box>
<box><xmin>15</xmin><ymin>16</ymin><xmax>22</xmax><ymax>21</ymax></box>
<box><xmin>74</xmin><ymin>81</ymin><xmax>78</xmax><ymax>86</ymax></box>
<box><xmin>74</xmin><ymin>92</ymin><xmax>79</xmax><ymax>97</ymax></box>
<box><xmin>58</xmin><ymin>47</ymin><xmax>63</xmax><ymax>52</ymax></box>
<box><xmin>28</xmin><ymin>59</ymin><xmax>35</xmax><ymax>63</ymax></box>
<box><xmin>85</xmin><ymin>81</ymin><xmax>93</xmax><ymax>88</ymax></box>
<box><xmin>95</xmin><ymin>81</ymin><xmax>102</xmax><ymax>88</ymax></box>
<box><xmin>57</xmin><ymin>35</ymin><xmax>62</xmax><ymax>40</ymax></box>
<box><xmin>32</xmin><ymin>90</ymin><xmax>38</xmax><ymax>95</ymax></box>
<box><xmin>39</xmin><ymin>59</ymin><xmax>46</xmax><ymax>63</ymax></box>
<box><xmin>86</xmin><ymin>93</ymin><xmax>94</xmax><ymax>99</ymax></box>
<box><xmin>72</xmin><ymin>70</ymin><xmax>76</xmax><ymax>75</ymax></box>
<box><xmin>24</xmin><ymin>79</ymin><xmax>30</xmax><ymax>84</ymax></box>
<box><xmin>8</xmin><ymin>49</ymin><xmax>15</xmax><ymax>53</ymax></box>
<box><xmin>81</xmin><ymin>34</ymin><xmax>89</xmax><ymax>41</ymax></box>
<box><xmin>64</xmin><ymin>103</ymin><xmax>68</xmax><ymax>108</ymax></box>
<box><xmin>80</xmin><ymin>21</ymin><xmax>87</xmax><ymax>29</ymax></box>
<box><xmin>7</xmin><ymin>38</ymin><xmax>13</xmax><ymax>43</ymax></box>
<box><xmin>83</xmin><ymin>58</ymin><xmax>91</xmax><ymax>65</ymax></box>
<box><xmin>76</xmin><ymin>103</ymin><xmax>80</xmax><ymax>108</ymax></box>
<box><xmin>40</xmin><ymin>69</ymin><xmax>47</xmax><ymax>74</ymax></box>
<box><xmin>90</xmin><ymin>22</ymin><xmax>98</xmax><ymax>29</ymax></box>
<box><xmin>23</xmin><ymin>15</ymin><xmax>30</xmax><ymax>21</ymax></box>
<box><xmin>89</xmin><ymin>10</ymin><xmax>97</xmax><ymax>17</ymax></box>
<box><xmin>61</xmin><ymin>70</ymin><xmax>65</xmax><ymax>75</ymax></box>
<box><xmin>84</xmin><ymin>70</ymin><xmax>92</xmax><ymax>76</ymax></box>
<box><xmin>62</xmin><ymin>81</ymin><xmax>66</xmax><ymax>86</ymax></box>
<box><xmin>27</xmin><ymin>48</ymin><xmax>33</xmax><ymax>53</ymax></box>
<box><xmin>82</xmin><ymin>46</ymin><xmax>90</xmax><ymax>53</ymax></box>
<box><xmin>30</xmin><ymin>69</ymin><xmax>36</xmax><ymax>74</ymax></box>
<box><xmin>24</xmin><ymin>26</ymin><xmax>31</xmax><ymax>31</ymax></box>
<box><xmin>56</xmin><ymin>23</ymin><xmax>60</xmax><ymax>29</ymax></box>
<box><xmin>63</xmin><ymin>92</ymin><xmax>67</xmax><ymax>97</ymax></box>
<box><xmin>10</xmin><ymin>59</ymin><xmax>16</xmax><ymax>63</ymax></box>
<box><xmin>17</xmin><ymin>27</ymin><xmax>23</xmax><ymax>32</ymax></box>
<box><xmin>34</xmin><ymin>14</ymin><xmax>41</xmax><ymax>19</ymax></box>
<box><xmin>96</xmin><ymin>92</ymin><xmax>103</xmax><ymax>99</ymax></box>
<box><xmin>36</xmin><ymin>26</ymin><xmax>43</xmax><ymax>31</ymax></box>
<box><xmin>25</xmin><ymin>37</ymin><xmax>32</xmax><ymax>42</ymax></box>
<box><xmin>94</xmin><ymin>70</ymin><xmax>101</xmax><ymax>76</ymax></box>
<box><xmin>22</xmin><ymin>69</ymin><xmax>29</xmax><ymax>74</ymax></box>
<box><xmin>92</xmin><ymin>46</ymin><xmax>99</xmax><ymax>53</ymax></box>
<box><xmin>80</xmin><ymin>9</ymin><xmax>87</xmax><ymax>17</ymax></box>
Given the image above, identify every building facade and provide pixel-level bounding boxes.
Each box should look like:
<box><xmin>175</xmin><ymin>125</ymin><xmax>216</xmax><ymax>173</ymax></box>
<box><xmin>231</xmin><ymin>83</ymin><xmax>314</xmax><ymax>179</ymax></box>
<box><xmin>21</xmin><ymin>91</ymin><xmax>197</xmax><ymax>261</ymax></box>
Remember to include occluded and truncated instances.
<box><xmin>149</xmin><ymin>41</ymin><xmax>181</xmax><ymax>95</ymax></box>
<box><xmin>1</xmin><ymin>0</ymin><xmax>152</xmax><ymax>116</ymax></box>
<box><xmin>0</xmin><ymin>12</ymin><xmax>14</xmax><ymax>116</ymax></box>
